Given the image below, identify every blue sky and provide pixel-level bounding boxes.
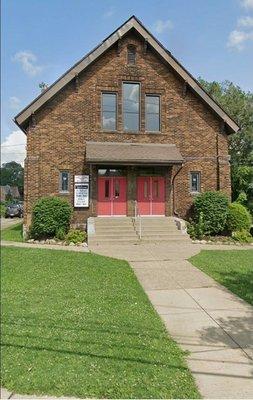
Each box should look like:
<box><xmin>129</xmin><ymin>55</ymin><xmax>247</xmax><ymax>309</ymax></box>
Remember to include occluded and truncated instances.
<box><xmin>1</xmin><ymin>0</ymin><xmax>253</xmax><ymax>165</ymax></box>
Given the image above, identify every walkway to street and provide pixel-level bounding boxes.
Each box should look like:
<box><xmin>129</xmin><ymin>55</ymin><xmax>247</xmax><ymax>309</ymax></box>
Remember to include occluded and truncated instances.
<box><xmin>90</xmin><ymin>241</ymin><xmax>253</xmax><ymax>399</ymax></box>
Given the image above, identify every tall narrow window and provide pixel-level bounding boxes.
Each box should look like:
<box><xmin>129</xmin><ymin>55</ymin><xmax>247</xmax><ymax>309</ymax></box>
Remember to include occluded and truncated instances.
<box><xmin>59</xmin><ymin>171</ymin><xmax>69</xmax><ymax>193</ymax></box>
<box><xmin>102</xmin><ymin>93</ymin><xmax>117</xmax><ymax>131</ymax></box>
<box><xmin>123</xmin><ymin>82</ymin><xmax>140</xmax><ymax>132</ymax></box>
<box><xmin>127</xmin><ymin>45</ymin><xmax>136</xmax><ymax>65</ymax></box>
<box><xmin>146</xmin><ymin>95</ymin><xmax>160</xmax><ymax>132</ymax></box>
<box><xmin>190</xmin><ymin>172</ymin><xmax>201</xmax><ymax>193</ymax></box>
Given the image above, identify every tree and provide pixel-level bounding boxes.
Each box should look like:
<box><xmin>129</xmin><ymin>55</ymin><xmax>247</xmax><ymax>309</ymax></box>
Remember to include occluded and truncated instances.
<box><xmin>198</xmin><ymin>79</ymin><xmax>253</xmax><ymax>208</ymax></box>
<box><xmin>0</xmin><ymin>161</ymin><xmax>24</xmax><ymax>197</ymax></box>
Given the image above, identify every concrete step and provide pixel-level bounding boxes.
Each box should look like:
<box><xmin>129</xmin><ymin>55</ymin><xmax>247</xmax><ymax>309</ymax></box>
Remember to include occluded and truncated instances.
<box><xmin>91</xmin><ymin>233</ymin><xmax>138</xmax><ymax>240</ymax></box>
<box><xmin>140</xmin><ymin>235</ymin><xmax>190</xmax><ymax>242</ymax></box>
<box><xmin>95</xmin><ymin>228</ymin><xmax>136</xmax><ymax>235</ymax></box>
<box><xmin>140</xmin><ymin>226</ymin><xmax>179</xmax><ymax>232</ymax></box>
<box><xmin>140</xmin><ymin>232</ymin><xmax>184</xmax><ymax>237</ymax></box>
<box><xmin>89</xmin><ymin>238</ymin><xmax>139</xmax><ymax>245</ymax></box>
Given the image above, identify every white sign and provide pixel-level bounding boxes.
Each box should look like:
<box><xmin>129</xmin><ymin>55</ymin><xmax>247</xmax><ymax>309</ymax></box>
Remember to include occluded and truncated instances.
<box><xmin>74</xmin><ymin>175</ymin><xmax>89</xmax><ymax>207</ymax></box>
<box><xmin>75</xmin><ymin>175</ymin><xmax>89</xmax><ymax>183</ymax></box>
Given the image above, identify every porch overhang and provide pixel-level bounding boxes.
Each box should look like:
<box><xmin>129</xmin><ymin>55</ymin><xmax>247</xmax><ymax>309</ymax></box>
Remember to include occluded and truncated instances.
<box><xmin>86</xmin><ymin>141</ymin><xmax>183</xmax><ymax>166</ymax></box>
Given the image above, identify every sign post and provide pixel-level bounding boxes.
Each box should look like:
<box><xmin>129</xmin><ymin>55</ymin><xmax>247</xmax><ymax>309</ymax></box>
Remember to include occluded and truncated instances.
<box><xmin>74</xmin><ymin>175</ymin><xmax>89</xmax><ymax>207</ymax></box>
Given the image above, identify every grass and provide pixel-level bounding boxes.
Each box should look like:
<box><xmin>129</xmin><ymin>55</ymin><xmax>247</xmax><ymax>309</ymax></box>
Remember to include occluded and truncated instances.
<box><xmin>1</xmin><ymin>223</ymin><xmax>23</xmax><ymax>242</ymax></box>
<box><xmin>1</xmin><ymin>247</ymin><xmax>200</xmax><ymax>399</ymax></box>
<box><xmin>190</xmin><ymin>250</ymin><xmax>253</xmax><ymax>305</ymax></box>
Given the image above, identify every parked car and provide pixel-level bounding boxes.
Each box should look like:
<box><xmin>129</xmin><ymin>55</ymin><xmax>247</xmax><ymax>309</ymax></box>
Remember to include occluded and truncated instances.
<box><xmin>5</xmin><ymin>203</ymin><xmax>23</xmax><ymax>218</ymax></box>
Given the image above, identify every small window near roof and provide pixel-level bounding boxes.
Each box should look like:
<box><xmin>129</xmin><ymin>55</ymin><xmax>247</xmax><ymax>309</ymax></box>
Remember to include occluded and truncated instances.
<box><xmin>59</xmin><ymin>171</ymin><xmax>69</xmax><ymax>193</ymax></box>
<box><xmin>127</xmin><ymin>45</ymin><xmax>136</xmax><ymax>65</ymax></box>
<box><xmin>190</xmin><ymin>172</ymin><xmax>201</xmax><ymax>193</ymax></box>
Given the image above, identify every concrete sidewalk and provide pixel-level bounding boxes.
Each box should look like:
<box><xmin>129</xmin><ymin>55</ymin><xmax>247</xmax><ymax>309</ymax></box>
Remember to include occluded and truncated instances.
<box><xmin>91</xmin><ymin>242</ymin><xmax>253</xmax><ymax>399</ymax></box>
<box><xmin>1</xmin><ymin>388</ymin><xmax>80</xmax><ymax>400</ymax></box>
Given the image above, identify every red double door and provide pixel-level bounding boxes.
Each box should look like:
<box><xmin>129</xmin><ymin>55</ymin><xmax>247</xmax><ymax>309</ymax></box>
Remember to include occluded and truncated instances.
<box><xmin>137</xmin><ymin>176</ymin><xmax>165</xmax><ymax>215</ymax></box>
<box><xmin>97</xmin><ymin>177</ymin><xmax>127</xmax><ymax>216</ymax></box>
<box><xmin>97</xmin><ymin>176</ymin><xmax>165</xmax><ymax>216</ymax></box>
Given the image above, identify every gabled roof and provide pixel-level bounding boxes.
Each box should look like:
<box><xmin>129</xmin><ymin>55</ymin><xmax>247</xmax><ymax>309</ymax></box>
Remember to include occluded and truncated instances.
<box><xmin>14</xmin><ymin>15</ymin><xmax>239</xmax><ymax>134</ymax></box>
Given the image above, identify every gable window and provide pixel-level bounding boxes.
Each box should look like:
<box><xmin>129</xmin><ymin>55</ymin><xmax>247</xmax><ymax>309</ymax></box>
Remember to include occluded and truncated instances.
<box><xmin>127</xmin><ymin>45</ymin><xmax>136</xmax><ymax>65</ymax></box>
<box><xmin>190</xmin><ymin>172</ymin><xmax>201</xmax><ymax>193</ymax></box>
<box><xmin>59</xmin><ymin>171</ymin><xmax>69</xmax><ymax>193</ymax></box>
<box><xmin>123</xmin><ymin>82</ymin><xmax>140</xmax><ymax>132</ymax></box>
<box><xmin>102</xmin><ymin>92</ymin><xmax>117</xmax><ymax>131</ymax></box>
<box><xmin>146</xmin><ymin>95</ymin><xmax>160</xmax><ymax>132</ymax></box>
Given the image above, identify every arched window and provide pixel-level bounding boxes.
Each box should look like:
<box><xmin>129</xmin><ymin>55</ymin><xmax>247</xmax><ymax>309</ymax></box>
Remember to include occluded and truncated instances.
<box><xmin>127</xmin><ymin>45</ymin><xmax>136</xmax><ymax>65</ymax></box>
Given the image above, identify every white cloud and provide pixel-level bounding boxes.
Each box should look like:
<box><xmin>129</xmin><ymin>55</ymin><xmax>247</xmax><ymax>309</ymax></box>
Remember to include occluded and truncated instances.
<box><xmin>13</xmin><ymin>51</ymin><xmax>43</xmax><ymax>76</ymax></box>
<box><xmin>153</xmin><ymin>19</ymin><xmax>173</xmax><ymax>34</ymax></box>
<box><xmin>227</xmin><ymin>29</ymin><xmax>253</xmax><ymax>49</ymax></box>
<box><xmin>103</xmin><ymin>8</ymin><xmax>115</xmax><ymax>18</ymax></box>
<box><xmin>1</xmin><ymin>130</ymin><xmax>26</xmax><ymax>166</ymax></box>
<box><xmin>9</xmin><ymin>96</ymin><xmax>21</xmax><ymax>110</ymax></box>
<box><xmin>238</xmin><ymin>15</ymin><xmax>253</xmax><ymax>27</ymax></box>
<box><xmin>240</xmin><ymin>0</ymin><xmax>253</xmax><ymax>9</ymax></box>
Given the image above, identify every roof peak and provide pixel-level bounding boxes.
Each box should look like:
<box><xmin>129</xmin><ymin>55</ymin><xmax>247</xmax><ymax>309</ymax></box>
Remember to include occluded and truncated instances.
<box><xmin>14</xmin><ymin>15</ymin><xmax>239</xmax><ymax>134</ymax></box>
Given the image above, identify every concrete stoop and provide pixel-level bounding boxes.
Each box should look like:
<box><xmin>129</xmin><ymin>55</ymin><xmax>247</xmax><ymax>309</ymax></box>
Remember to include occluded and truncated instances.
<box><xmin>88</xmin><ymin>216</ymin><xmax>190</xmax><ymax>246</ymax></box>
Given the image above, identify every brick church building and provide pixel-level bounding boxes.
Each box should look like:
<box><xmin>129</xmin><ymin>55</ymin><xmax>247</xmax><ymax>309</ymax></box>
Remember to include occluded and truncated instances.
<box><xmin>14</xmin><ymin>16</ymin><xmax>239</xmax><ymax>232</ymax></box>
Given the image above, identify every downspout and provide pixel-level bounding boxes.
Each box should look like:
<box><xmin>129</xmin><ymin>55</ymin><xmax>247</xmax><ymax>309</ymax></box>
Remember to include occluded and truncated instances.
<box><xmin>172</xmin><ymin>163</ymin><xmax>184</xmax><ymax>216</ymax></box>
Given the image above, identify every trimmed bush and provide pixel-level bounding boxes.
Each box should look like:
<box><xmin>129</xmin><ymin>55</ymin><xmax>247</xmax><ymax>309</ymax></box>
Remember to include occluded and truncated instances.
<box><xmin>227</xmin><ymin>203</ymin><xmax>252</xmax><ymax>233</ymax></box>
<box><xmin>193</xmin><ymin>191</ymin><xmax>229</xmax><ymax>235</ymax></box>
<box><xmin>187</xmin><ymin>212</ymin><xmax>205</xmax><ymax>240</ymax></box>
<box><xmin>65</xmin><ymin>229</ymin><xmax>86</xmax><ymax>244</ymax></box>
<box><xmin>232</xmin><ymin>230</ymin><xmax>252</xmax><ymax>243</ymax></box>
<box><xmin>30</xmin><ymin>196</ymin><xmax>72</xmax><ymax>239</ymax></box>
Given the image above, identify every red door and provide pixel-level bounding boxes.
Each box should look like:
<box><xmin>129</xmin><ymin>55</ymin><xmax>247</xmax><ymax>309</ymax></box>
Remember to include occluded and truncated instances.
<box><xmin>137</xmin><ymin>177</ymin><xmax>165</xmax><ymax>215</ymax></box>
<box><xmin>97</xmin><ymin>177</ymin><xmax>127</xmax><ymax>216</ymax></box>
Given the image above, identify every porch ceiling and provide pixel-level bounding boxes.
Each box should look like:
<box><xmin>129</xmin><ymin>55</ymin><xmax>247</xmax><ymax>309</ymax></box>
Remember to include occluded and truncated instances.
<box><xmin>86</xmin><ymin>141</ymin><xmax>183</xmax><ymax>165</ymax></box>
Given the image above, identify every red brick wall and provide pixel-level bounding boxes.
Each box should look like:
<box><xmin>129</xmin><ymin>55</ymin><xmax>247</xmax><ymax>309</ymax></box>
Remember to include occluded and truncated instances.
<box><xmin>24</xmin><ymin>31</ymin><xmax>231</xmax><ymax>228</ymax></box>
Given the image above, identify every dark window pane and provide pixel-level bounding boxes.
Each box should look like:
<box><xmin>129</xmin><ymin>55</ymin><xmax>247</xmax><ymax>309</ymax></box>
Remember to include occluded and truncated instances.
<box><xmin>123</xmin><ymin>83</ymin><xmax>140</xmax><ymax>131</ymax></box>
<box><xmin>102</xmin><ymin>93</ymin><xmax>116</xmax><ymax>130</ymax></box>
<box><xmin>114</xmin><ymin>180</ymin><xmax>120</xmax><ymax>198</ymax></box>
<box><xmin>146</xmin><ymin>95</ymin><xmax>160</xmax><ymax>132</ymax></box>
<box><xmin>190</xmin><ymin>172</ymin><xmax>200</xmax><ymax>192</ymax></box>
<box><xmin>60</xmin><ymin>172</ymin><xmax>69</xmax><ymax>192</ymax></box>
<box><xmin>105</xmin><ymin>180</ymin><xmax>110</xmax><ymax>198</ymax></box>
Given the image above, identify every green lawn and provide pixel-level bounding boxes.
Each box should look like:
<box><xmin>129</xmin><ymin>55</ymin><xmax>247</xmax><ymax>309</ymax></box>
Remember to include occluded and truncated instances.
<box><xmin>1</xmin><ymin>223</ymin><xmax>23</xmax><ymax>242</ymax></box>
<box><xmin>190</xmin><ymin>250</ymin><xmax>253</xmax><ymax>305</ymax></box>
<box><xmin>1</xmin><ymin>247</ymin><xmax>199</xmax><ymax>399</ymax></box>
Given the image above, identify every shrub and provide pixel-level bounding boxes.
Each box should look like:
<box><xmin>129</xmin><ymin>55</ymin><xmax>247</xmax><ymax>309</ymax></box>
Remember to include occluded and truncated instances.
<box><xmin>187</xmin><ymin>212</ymin><xmax>205</xmax><ymax>240</ymax></box>
<box><xmin>232</xmin><ymin>230</ymin><xmax>252</xmax><ymax>243</ymax></box>
<box><xmin>193</xmin><ymin>191</ymin><xmax>229</xmax><ymax>235</ymax></box>
<box><xmin>0</xmin><ymin>204</ymin><xmax>6</xmax><ymax>217</ymax></box>
<box><xmin>227</xmin><ymin>203</ymin><xmax>252</xmax><ymax>233</ymax></box>
<box><xmin>65</xmin><ymin>229</ymin><xmax>86</xmax><ymax>244</ymax></box>
<box><xmin>30</xmin><ymin>196</ymin><xmax>72</xmax><ymax>239</ymax></box>
<box><xmin>55</xmin><ymin>227</ymin><xmax>66</xmax><ymax>241</ymax></box>
<box><xmin>236</xmin><ymin>192</ymin><xmax>247</xmax><ymax>206</ymax></box>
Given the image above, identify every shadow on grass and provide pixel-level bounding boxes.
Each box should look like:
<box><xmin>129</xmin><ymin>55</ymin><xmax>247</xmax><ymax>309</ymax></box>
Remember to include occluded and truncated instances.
<box><xmin>210</xmin><ymin>268</ymin><xmax>253</xmax><ymax>306</ymax></box>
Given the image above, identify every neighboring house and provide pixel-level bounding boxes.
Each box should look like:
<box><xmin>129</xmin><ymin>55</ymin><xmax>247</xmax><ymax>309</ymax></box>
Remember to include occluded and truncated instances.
<box><xmin>14</xmin><ymin>16</ymin><xmax>239</xmax><ymax>232</ymax></box>
<box><xmin>0</xmin><ymin>185</ymin><xmax>20</xmax><ymax>202</ymax></box>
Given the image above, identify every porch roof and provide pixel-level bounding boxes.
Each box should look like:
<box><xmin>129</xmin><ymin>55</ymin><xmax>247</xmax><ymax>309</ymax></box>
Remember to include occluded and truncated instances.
<box><xmin>86</xmin><ymin>141</ymin><xmax>183</xmax><ymax>165</ymax></box>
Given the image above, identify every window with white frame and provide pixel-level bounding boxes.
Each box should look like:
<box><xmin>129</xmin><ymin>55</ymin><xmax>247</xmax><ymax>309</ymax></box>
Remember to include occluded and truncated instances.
<box><xmin>190</xmin><ymin>172</ymin><xmax>201</xmax><ymax>193</ymax></box>
<box><xmin>145</xmin><ymin>95</ymin><xmax>160</xmax><ymax>132</ymax></box>
<box><xmin>59</xmin><ymin>171</ymin><xmax>69</xmax><ymax>192</ymax></box>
